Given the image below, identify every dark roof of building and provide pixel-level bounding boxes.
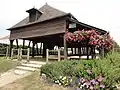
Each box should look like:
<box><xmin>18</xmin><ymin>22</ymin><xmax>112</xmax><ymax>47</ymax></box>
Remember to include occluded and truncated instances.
<box><xmin>7</xmin><ymin>4</ymin><xmax>107</xmax><ymax>34</ymax></box>
<box><xmin>8</xmin><ymin>4</ymin><xmax>72</xmax><ymax>30</ymax></box>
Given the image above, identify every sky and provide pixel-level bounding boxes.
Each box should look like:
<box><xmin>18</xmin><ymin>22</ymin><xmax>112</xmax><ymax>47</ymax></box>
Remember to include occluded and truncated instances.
<box><xmin>0</xmin><ymin>0</ymin><xmax>120</xmax><ymax>45</ymax></box>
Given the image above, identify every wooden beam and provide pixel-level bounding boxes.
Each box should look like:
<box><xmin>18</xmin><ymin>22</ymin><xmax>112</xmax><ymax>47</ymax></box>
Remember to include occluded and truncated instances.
<box><xmin>36</xmin><ymin>43</ymin><xmax>39</xmax><ymax>55</ymax></box>
<box><xmin>64</xmin><ymin>35</ymin><xmax>67</xmax><ymax>60</ymax></box>
<box><xmin>16</xmin><ymin>39</ymin><xmax>19</xmax><ymax>49</ymax></box>
<box><xmin>91</xmin><ymin>47</ymin><xmax>94</xmax><ymax>59</ymax></box>
<box><xmin>75</xmin><ymin>48</ymin><xmax>76</xmax><ymax>54</ymax></box>
<box><xmin>71</xmin><ymin>48</ymin><xmax>73</xmax><ymax>55</ymax></box>
<box><xmin>86</xmin><ymin>46</ymin><xmax>89</xmax><ymax>60</ymax></box>
<box><xmin>28</xmin><ymin>40</ymin><xmax>31</xmax><ymax>48</ymax></box>
<box><xmin>63</xmin><ymin>20</ymin><xmax>68</xmax><ymax>60</ymax></box>
<box><xmin>43</xmin><ymin>43</ymin><xmax>47</xmax><ymax>58</ymax></box>
<box><xmin>27</xmin><ymin>48</ymin><xmax>30</xmax><ymax>61</ymax></box>
<box><xmin>22</xmin><ymin>40</ymin><xmax>25</xmax><ymax>55</ymax></box>
<box><xmin>40</xmin><ymin>43</ymin><xmax>42</xmax><ymax>55</ymax></box>
<box><xmin>23</xmin><ymin>40</ymin><xmax>25</xmax><ymax>49</ymax></box>
<box><xmin>46</xmin><ymin>49</ymin><xmax>49</xmax><ymax>62</ymax></box>
<box><xmin>58</xmin><ymin>49</ymin><xmax>60</xmax><ymax>61</ymax></box>
<box><xmin>9</xmin><ymin>40</ymin><xmax>14</xmax><ymax>57</ymax></box>
<box><xmin>32</xmin><ymin>41</ymin><xmax>35</xmax><ymax>58</ymax></box>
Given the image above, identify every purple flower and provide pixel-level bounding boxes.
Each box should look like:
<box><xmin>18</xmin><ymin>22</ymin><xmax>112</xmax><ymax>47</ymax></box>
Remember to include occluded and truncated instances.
<box><xmin>90</xmin><ymin>79</ymin><xmax>96</xmax><ymax>85</ymax></box>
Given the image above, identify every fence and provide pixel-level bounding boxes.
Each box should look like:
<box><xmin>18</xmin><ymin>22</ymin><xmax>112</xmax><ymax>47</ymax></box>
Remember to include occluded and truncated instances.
<box><xmin>46</xmin><ymin>49</ymin><xmax>61</xmax><ymax>62</ymax></box>
<box><xmin>11</xmin><ymin>48</ymin><xmax>30</xmax><ymax>61</ymax></box>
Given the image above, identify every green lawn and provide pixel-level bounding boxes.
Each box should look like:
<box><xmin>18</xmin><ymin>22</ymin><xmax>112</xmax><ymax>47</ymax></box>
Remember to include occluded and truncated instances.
<box><xmin>0</xmin><ymin>71</ymin><xmax>71</xmax><ymax>90</ymax></box>
<box><xmin>0</xmin><ymin>57</ymin><xmax>20</xmax><ymax>73</ymax></box>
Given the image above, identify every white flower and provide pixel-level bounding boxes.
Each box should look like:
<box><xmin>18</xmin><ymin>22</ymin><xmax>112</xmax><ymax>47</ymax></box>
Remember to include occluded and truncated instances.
<box><xmin>59</xmin><ymin>76</ymin><xmax>62</xmax><ymax>79</ymax></box>
<box><xmin>59</xmin><ymin>83</ymin><xmax>61</xmax><ymax>85</ymax></box>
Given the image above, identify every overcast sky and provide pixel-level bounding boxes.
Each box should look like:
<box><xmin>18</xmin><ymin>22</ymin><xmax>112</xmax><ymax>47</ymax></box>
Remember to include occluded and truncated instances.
<box><xmin>0</xmin><ymin>0</ymin><xmax>120</xmax><ymax>44</ymax></box>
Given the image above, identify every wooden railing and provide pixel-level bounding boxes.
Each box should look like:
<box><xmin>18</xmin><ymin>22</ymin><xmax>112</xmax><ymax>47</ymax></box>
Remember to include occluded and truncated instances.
<box><xmin>11</xmin><ymin>48</ymin><xmax>30</xmax><ymax>61</ymax></box>
<box><xmin>46</xmin><ymin>49</ymin><xmax>61</xmax><ymax>62</ymax></box>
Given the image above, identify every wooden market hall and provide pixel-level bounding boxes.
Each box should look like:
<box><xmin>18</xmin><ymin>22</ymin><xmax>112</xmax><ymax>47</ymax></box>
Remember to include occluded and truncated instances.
<box><xmin>7</xmin><ymin>4</ymin><xmax>107</xmax><ymax>60</ymax></box>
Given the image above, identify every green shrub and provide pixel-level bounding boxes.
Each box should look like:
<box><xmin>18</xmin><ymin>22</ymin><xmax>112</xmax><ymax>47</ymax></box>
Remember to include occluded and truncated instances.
<box><xmin>41</xmin><ymin>52</ymin><xmax>120</xmax><ymax>89</ymax></box>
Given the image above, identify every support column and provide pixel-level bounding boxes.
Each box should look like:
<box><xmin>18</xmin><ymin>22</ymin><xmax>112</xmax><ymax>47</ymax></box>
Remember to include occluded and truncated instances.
<box><xmin>64</xmin><ymin>35</ymin><xmax>67</xmax><ymax>60</ymax></box>
<box><xmin>22</xmin><ymin>40</ymin><xmax>25</xmax><ymax>55</ymax></box>
<box><xmin>32</xmin><ymin>41</ymin><xmax>35</xmax><ymax>58</ymax></box>
<box><xmin>86</xmin><ymin>46</ymin><xmax>89</xmax><ymax>60</ymax></box>
<box><xmin>43</xmin><ymin>43</ymin><xmax>47</xmax><ymax>58</ymax></box>
<box><xmin>16</xmin><ymin>39</ymin><xmax>19</xmax><ymax>49</ymax></box>
<box><xmin>23</xmin><ymin>40</ymin><xmax>25</xmax><ymax>49</ymax></box>
<box><xmin>9</xmin><ymin>40</ymin><xmax>14</xmax><ymax>57</ymax></box>
<box><xmin>28</xmin><ymin>40</ymin><xmax>31</xmax><ymax>48</ymax></box>
<box><xmin>40</xmin><ymin>43</ymin><xmax>42</xmax><ymax>55</ymax></box>
<box><xmin>36</xmin><ymin>43</ymin><xmax>39</xmax><ymax>55</ymax></box>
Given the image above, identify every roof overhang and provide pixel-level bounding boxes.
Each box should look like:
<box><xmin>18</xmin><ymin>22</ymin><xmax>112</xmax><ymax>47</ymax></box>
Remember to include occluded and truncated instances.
<box><xmin>67</xmin><ymin>18</ymin><xmax>107</xmax><ymax>34</ymax></box>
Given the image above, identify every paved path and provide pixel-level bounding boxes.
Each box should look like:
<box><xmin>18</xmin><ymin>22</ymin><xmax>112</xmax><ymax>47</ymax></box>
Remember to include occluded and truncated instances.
<box><xmin>0</xmin><ymin>61</ymin><xmax>46</xmax><ymax>87</ymax></box>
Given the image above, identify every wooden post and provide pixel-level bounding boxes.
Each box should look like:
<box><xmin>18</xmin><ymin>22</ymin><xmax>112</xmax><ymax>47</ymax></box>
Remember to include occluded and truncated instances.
<box><xmin>71</xmin><ymin>48</ymin><xmax>73</xmax><ymax>55</ymax></box>
<box><xmin>10</xmin><ymin>40</ymin><xmax>13</xmax><ymax>57</ymax></box>
<box><xmin>64</xmin><ymin>35</ymin><xmax>67</xmax><ymax>60</ymax></box>
<box><xmin>22</xmin><ymin>40</ymin><xmax>25</xmax><ymax>55</ymax></box>
<box><xmin>17</xmin><ymin>48</ymin><xmax>20</xmax><ymax>60</ymax></box>
<box><xmin>75</xmin><ymin>48</ymin><xmax>76</xmax><ymax>55</ymax></box>
<box><xmin>86</xmin><ymin>46</ymin><xmax>89</xmax><ymax>60</ymax></box>
<box><xmin>32</xmin><ymin>41</ymin><xmax>35</xmax><ymax>58</ymax></box>
<box><xmin>27</xmin><ymin>48</ymin><xmax>30</xmax><ymax>62</ymax></box>
<box><xmin>40</xmin><ymin>43</ymin><xmax>42</xmax><ymax>55</ymax></box>
<box><xmin>46</xmin><ymin>49</ymin><xmax>49</xmax><ymax>62</ymax></box>
<box><xmin>58</xmin><ymin>49</ymin><xmax>60</xmax><ymax>61</ymax></box>
<box><xmin>36</xmin><ymin>43</ymin><xmax>39</xmax><ymax>55</ymax></box>
<box><xmin>16</xmin><ymin>39</ymin><xmax>19</xmax><ymax>49</ymax></box>
<box><xmin>28</xmin><ymin>41</ymin><xmax>31</xmax><ymax>48</ymax></box>
<box><xmin>20</xmin><ymin>48</ymin><xmax>22</xmax><ymax>60</ymax></box>
<box><xmin>43</xmin><ymin>43</ymin><xmax>47</xmax><ymax>58</ymax></box>
<box><xmin>11</xmin><ymin>49</ymin><xmax>14</xmax><ymax>60</ymax></box>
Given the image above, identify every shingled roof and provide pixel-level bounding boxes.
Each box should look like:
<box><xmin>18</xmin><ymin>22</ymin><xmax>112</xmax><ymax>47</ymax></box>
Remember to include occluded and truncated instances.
<box><xmin>8</xmin><ymin>4</ymin><xmax>70</xmax><ymax>30</ymax></box>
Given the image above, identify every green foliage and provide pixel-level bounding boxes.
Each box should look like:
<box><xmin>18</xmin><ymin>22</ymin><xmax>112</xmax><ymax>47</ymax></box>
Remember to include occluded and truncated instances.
<box><xmin>41</xmin><ymin>52</ymin><xmax>120</xmax><ymax>89</ymax></box>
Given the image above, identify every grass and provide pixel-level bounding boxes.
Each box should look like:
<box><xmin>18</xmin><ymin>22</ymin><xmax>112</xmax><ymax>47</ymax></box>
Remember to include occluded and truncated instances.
<box><xmin>0</xmin><ymin>71</ymin><xmax>71</xmax><ymax>90</ymax></box>
<box><xmin>0</xmin><ymin>57</ymin><xmax>20</xmax><ymax>73</ymax></box>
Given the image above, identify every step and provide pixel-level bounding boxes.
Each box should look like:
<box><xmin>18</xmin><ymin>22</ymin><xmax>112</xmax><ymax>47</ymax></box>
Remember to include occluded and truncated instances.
<box><xmin>14</xmin><ymin>69</ymin><xmax>29</xmax><ymax>75</ymax></box>
<box><xmin>21</xmin><ymin>63</ymin><xmax>42</xmax><ymax>68</ymax></box>
<box><xmin>16</xmin><ymin>66</ymin><xmax>36</xmax><ymax>71</ymax></box>
<box><xmin>29</xmin><ymin>61</ymin><xmax>46</xmax><ymax>65</ymax></box>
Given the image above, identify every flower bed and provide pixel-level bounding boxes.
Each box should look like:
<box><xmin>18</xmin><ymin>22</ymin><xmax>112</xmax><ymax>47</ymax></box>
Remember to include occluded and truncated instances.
<box><xmin>65</xmin><ymin>30</ymin><xmax>113</xmax><ymax>51</ymax></box>
<box><xmin>41</xmin><ymin>52</ymin><xmax>120</xmax><ymax>89</ymax></box>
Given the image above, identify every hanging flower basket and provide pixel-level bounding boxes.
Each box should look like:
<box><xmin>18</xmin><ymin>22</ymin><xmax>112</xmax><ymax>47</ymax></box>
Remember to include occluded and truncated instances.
<box><xmin>65</xmin><ymin>29</ymin><xmax>113</xmax><ymax>51</ymax></box>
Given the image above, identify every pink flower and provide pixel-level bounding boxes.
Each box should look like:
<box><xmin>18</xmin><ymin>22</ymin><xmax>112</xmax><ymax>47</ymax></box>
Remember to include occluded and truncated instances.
<box><xmin>97</xmin><ymin>75</ymin><xmax>104</xmax><ymax>82</ymax></box>
<box><xmin>100</xmin><ymin>84</ymin><xmax>105</xmax><ymax>88</ymax></box>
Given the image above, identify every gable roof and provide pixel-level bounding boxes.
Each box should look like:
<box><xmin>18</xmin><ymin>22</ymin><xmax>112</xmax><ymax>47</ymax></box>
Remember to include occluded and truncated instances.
<box><xmin>8</xmin><ymin>4</ymin><xmax>71</xmax><ymax>30</ymax></box>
